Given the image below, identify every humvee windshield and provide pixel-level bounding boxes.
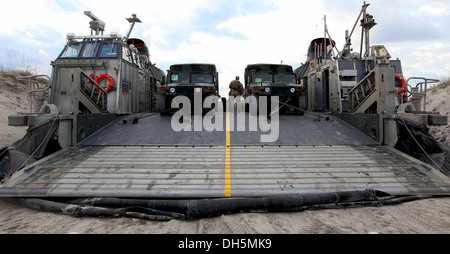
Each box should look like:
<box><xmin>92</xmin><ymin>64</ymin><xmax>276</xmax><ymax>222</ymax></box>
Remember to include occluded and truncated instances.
<box><xmin>254</xmin><ymin>74</ymin><xmax>272</xmax><ymax>83</ymax></box>
<box><xmin>171</xmin><ymin>73</ymin><xmax>189</xmax><ymax>83</ymax></box>
<box><xmin>171</xmin><ymin>73</ymin><xmax>214</xmax><ymax>83</ymax></box>
<box><xmin>274</xmin><ymin>74</ymin><xmax>296</xmax><ymax>83</ymax></box>
<box><xmin>192</xmin><ymin>73</ymin><xmax>214</xmax><ymax>83</ymax></box>
<box><xmin>253</xmin><ymin>73</ymin><xmax>296</xmax><ymax>83</ymax></box>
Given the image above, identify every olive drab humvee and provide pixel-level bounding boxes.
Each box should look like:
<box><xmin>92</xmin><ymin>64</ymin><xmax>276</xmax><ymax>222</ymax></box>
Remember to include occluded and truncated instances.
<box><xmin>244</xmin><ymin>64</ymin><xmax>306</xmax><ymax>114</ymax></box>
<box><xmin>159</xmin><ymin>63</ymin><xmax>219</xmax><ymax>114</ymax></box>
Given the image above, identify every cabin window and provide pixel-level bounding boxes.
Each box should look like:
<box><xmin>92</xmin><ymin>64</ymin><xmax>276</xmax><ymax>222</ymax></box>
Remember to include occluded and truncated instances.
<box><xmin>122</xmin><ymin>47</ymin><xmax>134</xmax><ymax>63</ymax></box>
<box><xmin>60</xmin><ymin>42</ymin><xmax>83</xmax><ymax>58</ymax></box>
<box><xmin>81</xmin><ymin>41</ymin><xmax>101</xmax><ymax>58</ymax></box>
<box><xmin>99</xmin><ymin>42</ymin><xmax>118</xmax><ymax>58</ymax></box>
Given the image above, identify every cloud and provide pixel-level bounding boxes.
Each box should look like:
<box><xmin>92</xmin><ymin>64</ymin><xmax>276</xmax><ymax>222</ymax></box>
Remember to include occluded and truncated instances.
<box><xmin>162</xmin><ymin>0</ymin><xmax>329</xmax><ymax>96</ymax></box>
<box><xmin>406</xmin><ymin>42</ymin><xmax>450</xmax><ymax>77</ymax></box>
<box><xmin>418</xmin><ymin>4</ymin><xmax>448</xmax><ymax>16</ymax></box>
<box><xmin>1</xmin><ymin>0</ymin><xmax>448</xmax><ymax>89</ymax></box>
<box><xmin>0</xmin><ymin>0</ymin><xmax>83</xmax><ymax>37</ymax></box>
<box><xmin>38</xmin><ymin>49</ymin><xmax>49</xmax><ymax>58</ymax></box>
<box><xmin>143</xmin><ymin>26</ymin><xmax>169</xmax><ymax>45</ymax></box>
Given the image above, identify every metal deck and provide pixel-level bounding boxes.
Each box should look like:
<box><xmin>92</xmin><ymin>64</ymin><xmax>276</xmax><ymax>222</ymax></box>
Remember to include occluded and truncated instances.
<box><xmin>79</xmin><ymin>111</ymin><xmax>378</xmax><ymax>146</ymax></box>
<box><xmin>1</xmin><ymin>112</ymin><xmax>449</xmax><ymax>198</ymax></box>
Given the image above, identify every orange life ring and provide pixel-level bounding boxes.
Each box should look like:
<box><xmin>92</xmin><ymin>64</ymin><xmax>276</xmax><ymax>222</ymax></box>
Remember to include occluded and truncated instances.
<box><xmin>92</xmin><ymin>73</ymin><xmax>114</xmax><ymax>92</ymax></box>
<box><xmin>395</xmin><ymin>74</ymin><xmax>407</xmax><ymax>103</ymax></box>
<box><xmin>395</xmin><ymin>74</ymin><xmax>406</xmax><ymax>94</ymax></box>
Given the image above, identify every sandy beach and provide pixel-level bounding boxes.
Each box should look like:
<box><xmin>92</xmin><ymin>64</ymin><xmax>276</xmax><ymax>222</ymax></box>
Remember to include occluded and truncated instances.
<box><xmin>0</xmin><ymin>196</ymin><xmax>449</xmax><ymax>234</ymax></box>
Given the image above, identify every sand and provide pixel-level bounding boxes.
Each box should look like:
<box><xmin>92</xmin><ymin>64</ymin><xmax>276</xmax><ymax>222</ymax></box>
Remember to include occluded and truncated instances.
<box><xmin>0</xmin><ymin>197</ymin><xmax>449</xmax><ymax>234</ymax></box>
<box><xmin>0</xmin><ymin>73</ymin><xmax>29</xmax><ymax>147</ymax></box>
<box><xmin>0</xmin><ymin>73</ymin><xmax>449</xmax><ymax>234</ymax></box>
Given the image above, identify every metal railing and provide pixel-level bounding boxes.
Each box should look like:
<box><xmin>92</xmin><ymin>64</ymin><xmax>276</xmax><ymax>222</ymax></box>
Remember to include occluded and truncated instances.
<box><xmin>348</xmin><ymin>70</ymin><xmax>376</xmax><ymax>112</ymax></box>
<box><xmin>16</xmin><ymin>75</ymin><xmax>51</xmax><ymax>114</ymax></box>
<box><xmin>406</xmin><ymin>77</ymin><xmax>440</xmax><ymax>112</ymax></box>
<box><xmin>79</xmin><ymin>72</ymin><xmax>108</xmax><ymax>112</ymax></box>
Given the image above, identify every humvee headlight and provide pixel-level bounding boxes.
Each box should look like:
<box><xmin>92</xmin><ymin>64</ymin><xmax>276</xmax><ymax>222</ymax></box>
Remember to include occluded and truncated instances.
<box><xmin>169</xmin><ymin>87</ymin><xmax>176</xmax><ymax>93</ymax></box>
<box><xmin>195</xmin><ymin>88</ymin><xmax>201</xmax><ymax>93</ymax></box>
<box><xmin>290</xmin><ymin>88</ymin><xmax>295</xmax><ymax>93</ymax></box>
<box><xmin>264</xmin><ymin>87</ymin><xmax>271</xmax><ymax>93</ymax></box>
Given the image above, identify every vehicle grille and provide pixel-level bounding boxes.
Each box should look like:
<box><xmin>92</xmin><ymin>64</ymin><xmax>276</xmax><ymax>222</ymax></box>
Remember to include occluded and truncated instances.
<box><xmin>271</xmin><ymin>86</ymin><xmax>293</xmax><ymax>94</ymax></box>
<box><xmin>177</xmin><ymin>87</ymin><xmax>195</xmax><ymax>93</ymax></box>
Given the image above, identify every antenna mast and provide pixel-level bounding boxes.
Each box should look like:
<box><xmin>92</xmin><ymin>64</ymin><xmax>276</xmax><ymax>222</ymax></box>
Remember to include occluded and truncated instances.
<box><xmin>341</xmin><ymin>2</ymin><xmax>371</xmax><ymax>53</ymax></box>
<box><xmin>84</xmin><ymin>11</ymin><xmax>105</xmax><ymax>35</ymax></box>
<box><xmin>124</xmin><ymin>14</ymin><xmax>142</xmax><ymax>42</ymax></box>
<box><xmin>359</xmin><ymin>2</ymin><xmax>377</xmax><ymax>59</ymax></box>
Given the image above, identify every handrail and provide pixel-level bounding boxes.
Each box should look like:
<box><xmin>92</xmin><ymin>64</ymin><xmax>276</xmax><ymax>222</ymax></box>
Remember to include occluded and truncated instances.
<box><xmin>406</xmin><ymin>77</ymin><xmax>440</xmax><ymax>111</ymax></box>
<box><xmin>16</xmin><ymin>75</ymin><xmax>51</xmax><ymax>114</ymax></box>
<box><xmin>348</xmin><ymin>70</ymin><xmax>376</xmax><ymax>112</ymax></box>
<box><xmin>79</xmin><ymin>72</ymin><xmax>108</xmax><ymax>112</ymax></box>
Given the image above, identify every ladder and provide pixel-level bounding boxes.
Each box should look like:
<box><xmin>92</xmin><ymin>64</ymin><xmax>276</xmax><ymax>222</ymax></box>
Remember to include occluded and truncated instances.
<box><xmin>348</xmin><ymin>70</ymin><xmax>376</xmax><ymax>112</ymax></box>
<box><xmin>79</xmin><ymin>71</ymin><xmax>108</xmax><ymax>113</ymax></box>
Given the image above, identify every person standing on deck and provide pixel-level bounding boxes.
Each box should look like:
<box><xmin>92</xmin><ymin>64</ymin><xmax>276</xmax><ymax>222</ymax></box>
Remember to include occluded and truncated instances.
<box><xmin>228</xmin><ymin>76</ymin><xmax>244</xmax><ymax>111</ymax></box>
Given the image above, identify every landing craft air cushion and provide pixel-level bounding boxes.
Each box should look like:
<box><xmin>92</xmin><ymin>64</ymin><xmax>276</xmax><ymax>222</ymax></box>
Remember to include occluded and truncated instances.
<box><xmin>0</xmin><ymin>4</ymin><xmax>449</xmax><ymax>220</ymax></box>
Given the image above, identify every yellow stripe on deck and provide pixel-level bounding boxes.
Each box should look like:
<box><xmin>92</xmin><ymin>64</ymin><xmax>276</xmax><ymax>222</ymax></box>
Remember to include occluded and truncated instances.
<box><xmin>224</xmin><ymin>110</ymin><xmax>231</xmax><ymax>196</ymax></box>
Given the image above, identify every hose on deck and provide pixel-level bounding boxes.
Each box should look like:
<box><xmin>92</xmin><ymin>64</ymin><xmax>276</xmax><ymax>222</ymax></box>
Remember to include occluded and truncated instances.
<box><xmin>6</xmin><ymin>189</ymin><xmax>433</xmax><ymax>221</ymax></box>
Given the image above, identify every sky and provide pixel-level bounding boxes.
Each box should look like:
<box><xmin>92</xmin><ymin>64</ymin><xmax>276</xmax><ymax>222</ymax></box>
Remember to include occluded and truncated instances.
<box><xmin>0</xmin><ymin>0</ymin><xmax>449</xmax><ymax>97</ymax></box>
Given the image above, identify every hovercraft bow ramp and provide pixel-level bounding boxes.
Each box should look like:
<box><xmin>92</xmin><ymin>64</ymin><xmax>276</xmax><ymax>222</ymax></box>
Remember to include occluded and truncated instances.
<box><xmin>1</xmin><ymin>112</ymin><xmax>449</xmax><ymax>202</ymax></box>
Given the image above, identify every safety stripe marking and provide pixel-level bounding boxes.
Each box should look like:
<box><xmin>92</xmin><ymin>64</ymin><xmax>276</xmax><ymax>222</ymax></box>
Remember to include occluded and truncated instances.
<box><xmin>224</xmin><ymin>110</ymin><xmax>231</xmax><ymax>197</ymax></box>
